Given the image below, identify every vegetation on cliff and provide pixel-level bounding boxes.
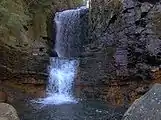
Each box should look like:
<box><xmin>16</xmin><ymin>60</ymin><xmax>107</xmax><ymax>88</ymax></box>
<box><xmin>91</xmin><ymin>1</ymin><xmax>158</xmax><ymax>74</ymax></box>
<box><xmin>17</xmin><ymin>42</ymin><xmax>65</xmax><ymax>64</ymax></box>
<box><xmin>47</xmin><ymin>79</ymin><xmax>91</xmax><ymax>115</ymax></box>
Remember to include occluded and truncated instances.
<box><xmin>0</xmin><ymin>0</ymin><xmax>83</xmax><ymax>74</ymax></box>
<box><xmin>0</xmin><ymin>0</ymin><xmax>83</xmax><ymax>50</ymax></box>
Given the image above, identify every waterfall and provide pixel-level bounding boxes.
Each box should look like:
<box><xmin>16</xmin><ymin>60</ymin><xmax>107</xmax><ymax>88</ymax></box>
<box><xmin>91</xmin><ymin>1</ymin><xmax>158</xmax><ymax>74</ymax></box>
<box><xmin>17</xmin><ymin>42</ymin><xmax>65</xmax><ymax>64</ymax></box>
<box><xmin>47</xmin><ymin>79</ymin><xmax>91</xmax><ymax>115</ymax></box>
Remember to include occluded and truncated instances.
<box><xmin>47</xmin><ymin>59</ymin><xmax>77</xmax><ymax>95</ymax></box>
<box><xmin>33</xmin><ymin>6</ymin><xmax>88</xmax><ymax>105</ymax></box>
<box><xmin>37</xmin><ymin>58</ymin><xmax>79</xmax><ymax>105</ymax></box>
<box><xmin>83</xmin><ymin>0</ymin><xmax>90</xmax><ymax>8</ymax></box>
<box><xmin>34</xmin><ymin>58</ymin><xmax>78</xmax><ymax>105</ymax></box>
<box><xmin>54</xmin><ymin>7</ymin><xmax>88</xmax><ymax>58</ymax></box>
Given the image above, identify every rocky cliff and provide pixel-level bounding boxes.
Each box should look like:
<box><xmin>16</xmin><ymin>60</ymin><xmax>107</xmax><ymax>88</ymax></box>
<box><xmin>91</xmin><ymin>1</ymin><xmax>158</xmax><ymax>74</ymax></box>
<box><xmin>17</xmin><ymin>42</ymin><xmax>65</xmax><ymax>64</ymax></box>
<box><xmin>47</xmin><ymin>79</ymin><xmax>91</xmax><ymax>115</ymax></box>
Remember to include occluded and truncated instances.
<box><xmin>77</xmin><ymin>0</ymin><xmax>161</xmax><ymax>105</ymax></box>
<box><xmin>0</xmin><ymin>0</ymin><xmax>83</xmax><ymax>79</ymax></box>
<box><xmin>79</xmin><ymin>0</ymin><xmax>161</xmax><ymax>84</ymax></box>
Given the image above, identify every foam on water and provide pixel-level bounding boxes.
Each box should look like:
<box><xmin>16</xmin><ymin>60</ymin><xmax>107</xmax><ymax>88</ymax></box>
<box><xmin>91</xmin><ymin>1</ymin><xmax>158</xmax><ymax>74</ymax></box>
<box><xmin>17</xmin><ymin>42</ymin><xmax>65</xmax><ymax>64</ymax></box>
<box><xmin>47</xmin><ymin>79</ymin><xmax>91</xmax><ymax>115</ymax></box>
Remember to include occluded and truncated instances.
<box><xmin>34</xmin><ymin>93</ymin><xmax>77</xmax><ymax>105</ymax></box>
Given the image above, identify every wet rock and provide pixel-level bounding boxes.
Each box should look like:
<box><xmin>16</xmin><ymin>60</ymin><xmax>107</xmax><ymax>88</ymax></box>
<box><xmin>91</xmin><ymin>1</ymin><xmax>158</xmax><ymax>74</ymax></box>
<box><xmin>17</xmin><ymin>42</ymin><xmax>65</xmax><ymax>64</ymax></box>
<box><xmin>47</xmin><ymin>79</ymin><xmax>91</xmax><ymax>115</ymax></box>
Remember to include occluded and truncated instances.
<box><xmin>34</xmin><ymin>90</ymin><xmax>46</xmax><ymax>98</ymax></box>
<box><xmin>21</xmin><ymin>77</ymin><xmax>45</xmax><ymax>85</ymax></box>
<box><xmin>0</xmin><ymin>91</ymin><xmax>7</xmax><ymax>103</ymax></box>
<box><xmin>122</xmin><ymin>83</ymin><xmax>161</xmax><ymax>120</ymax></box>
<box><xmin>0</xmin><ymin>103</ymin><xmax>20</xmax><ymax>120</ymax></box>
<box><xmin>89</xmin><ymin>0</ymin><xmax>161</xmax><ymax>81</ymax></box>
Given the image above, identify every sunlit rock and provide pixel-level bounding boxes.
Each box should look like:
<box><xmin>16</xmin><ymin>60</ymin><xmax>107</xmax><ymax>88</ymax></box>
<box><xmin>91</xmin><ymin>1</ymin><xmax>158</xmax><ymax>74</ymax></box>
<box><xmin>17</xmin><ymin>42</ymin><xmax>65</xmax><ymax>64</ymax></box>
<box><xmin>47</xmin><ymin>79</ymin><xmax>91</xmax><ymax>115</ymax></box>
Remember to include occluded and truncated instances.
<box><xmin>122</xmin><ymin>84</ymin><xmax>161</xmax><ymax>120</ymax></box>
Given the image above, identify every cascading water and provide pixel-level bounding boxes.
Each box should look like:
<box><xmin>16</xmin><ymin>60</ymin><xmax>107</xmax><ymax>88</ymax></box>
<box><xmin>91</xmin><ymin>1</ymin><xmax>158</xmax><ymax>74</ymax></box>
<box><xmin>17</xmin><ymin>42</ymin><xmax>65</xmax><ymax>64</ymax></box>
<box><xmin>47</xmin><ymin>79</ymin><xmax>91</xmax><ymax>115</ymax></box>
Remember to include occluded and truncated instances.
<box><xmin>54</xmin><ymin>7</ymin><xmax>88</xmax><ymax>58</ymax></box>
<box><xmin>36</xmin><ymin>58</ymin><xmax>79</xmax><ymax>105</ymax></box>
<box><xmin>34</xmin><ymin>6</ymin><xmax>88</xmax><ymax>105</ymax></box>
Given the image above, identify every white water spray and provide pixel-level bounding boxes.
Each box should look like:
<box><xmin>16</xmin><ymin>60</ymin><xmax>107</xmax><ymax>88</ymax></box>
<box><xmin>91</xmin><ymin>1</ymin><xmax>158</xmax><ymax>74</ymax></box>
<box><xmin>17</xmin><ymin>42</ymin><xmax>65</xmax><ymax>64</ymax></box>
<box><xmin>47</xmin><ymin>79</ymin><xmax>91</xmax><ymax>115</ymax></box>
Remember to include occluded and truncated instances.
<box><xmin>35</xmin><ymin>58</ymin><xmax>78</xmax><ymax>105</ymax></box>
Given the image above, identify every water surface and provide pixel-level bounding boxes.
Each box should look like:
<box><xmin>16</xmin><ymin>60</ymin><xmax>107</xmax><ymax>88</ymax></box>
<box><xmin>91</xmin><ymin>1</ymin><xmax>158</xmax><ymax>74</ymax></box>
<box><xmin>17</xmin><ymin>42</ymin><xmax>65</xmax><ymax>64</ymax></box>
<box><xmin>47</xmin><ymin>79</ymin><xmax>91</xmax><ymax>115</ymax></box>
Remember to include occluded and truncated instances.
<box><xmin>14</xmin><ymin>98</ymin><xmax>126</xmax><ymax>120</ymax></box>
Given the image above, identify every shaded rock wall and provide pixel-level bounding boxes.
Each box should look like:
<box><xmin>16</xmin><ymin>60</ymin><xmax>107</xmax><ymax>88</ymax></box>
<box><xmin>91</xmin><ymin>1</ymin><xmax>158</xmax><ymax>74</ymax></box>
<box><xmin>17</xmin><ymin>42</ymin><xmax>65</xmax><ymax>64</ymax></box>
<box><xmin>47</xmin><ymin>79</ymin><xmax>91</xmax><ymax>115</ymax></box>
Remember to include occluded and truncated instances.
<box><xmin>84</xmin><ymin>0</ymin><xmax>161</xmax><ymax>82</ymax></box>
<box><xmin>76</xmin><ymin>0</ymin><xmax>161</xmax><ymax>106</ymax></box>
<box><xmin>78</xmin><ymin>0</ymin><xmax>123</xmax><ymax>85</ymax></box>
<box><xmin>78</xmin><ymin>46</ymin><xmax>116</xmax><ymax>85</ymax></box>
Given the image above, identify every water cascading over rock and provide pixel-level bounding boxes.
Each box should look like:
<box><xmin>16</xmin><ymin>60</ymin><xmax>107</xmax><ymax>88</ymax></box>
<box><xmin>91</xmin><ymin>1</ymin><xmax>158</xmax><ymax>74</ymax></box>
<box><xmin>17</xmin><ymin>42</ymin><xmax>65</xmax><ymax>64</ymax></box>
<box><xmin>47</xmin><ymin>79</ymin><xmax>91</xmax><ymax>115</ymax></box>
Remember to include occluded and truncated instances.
<box><xmin>54</xmin><ymin>7</ymin><xmax>88</xmax><ymax>58</ymax></box>
<box><xmin>34</xmin><ymin>6</ymin><xmax>88</xmax><ymax>105</ymax></box>
<box><xmin>40</xmin><ymin>58</ymin><xmax>78</xmax><ymax>105</ymax></box>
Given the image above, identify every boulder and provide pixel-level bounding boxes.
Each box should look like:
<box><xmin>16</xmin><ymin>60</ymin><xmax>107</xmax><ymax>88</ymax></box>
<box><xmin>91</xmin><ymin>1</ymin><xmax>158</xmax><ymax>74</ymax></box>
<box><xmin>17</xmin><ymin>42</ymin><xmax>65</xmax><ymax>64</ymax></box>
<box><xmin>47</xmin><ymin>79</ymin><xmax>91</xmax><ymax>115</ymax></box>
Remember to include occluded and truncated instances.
<box><xmin>0</xmin><ymin>103</ymin><xmax>19</xmax><ymax>120</ymax></box>
<box><xmin>122</xmin><ymin>83</ymin><xmax>161</xmax><ymax>120</ymax></box>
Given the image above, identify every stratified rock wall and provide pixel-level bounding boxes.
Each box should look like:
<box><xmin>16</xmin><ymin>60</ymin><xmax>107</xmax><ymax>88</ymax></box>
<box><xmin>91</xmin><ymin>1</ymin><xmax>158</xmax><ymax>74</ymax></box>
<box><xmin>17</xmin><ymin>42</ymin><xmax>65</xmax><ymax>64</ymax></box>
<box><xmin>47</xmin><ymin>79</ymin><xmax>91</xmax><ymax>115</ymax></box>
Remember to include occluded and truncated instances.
<box><xmin>76</xmin><ymin>0</ymin><xmax>161</xmax><ymax>104</ymax></box>
<box><xmin>0</xmin><ymin>0</ymin><xmax>83</xmax><ymax>78</ymax></box>
<box><xmin>85</xmin><ymin>0</ymin><xmax>161</xmax><ymax>82</ymax></box>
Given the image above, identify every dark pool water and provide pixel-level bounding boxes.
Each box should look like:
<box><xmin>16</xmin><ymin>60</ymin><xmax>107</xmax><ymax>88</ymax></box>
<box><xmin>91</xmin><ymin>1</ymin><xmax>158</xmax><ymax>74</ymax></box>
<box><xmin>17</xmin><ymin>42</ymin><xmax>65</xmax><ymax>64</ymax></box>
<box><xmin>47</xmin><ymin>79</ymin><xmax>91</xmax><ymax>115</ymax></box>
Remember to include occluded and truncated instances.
<box><xmin>14</xmin><ymin>99</ymin><xmax>126</xmax><ymax>120</ymax></box>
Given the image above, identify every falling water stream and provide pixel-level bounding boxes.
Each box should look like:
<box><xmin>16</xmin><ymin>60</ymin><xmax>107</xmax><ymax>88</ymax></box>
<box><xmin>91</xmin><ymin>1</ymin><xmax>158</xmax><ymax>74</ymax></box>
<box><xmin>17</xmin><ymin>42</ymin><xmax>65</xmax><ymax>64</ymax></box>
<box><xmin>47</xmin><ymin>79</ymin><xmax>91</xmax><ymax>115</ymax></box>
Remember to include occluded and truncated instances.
<box><xmin>36</xmin><ymin>58</ymin><xmax>78</xmax><ymax>105</ymax></box>
<box><xmin>34</xmin><ymin>5</ymin><xmax>89</xmax><ymax>105</ymax></box>
<box><xmin>54</xmin><ymin>6</ymin><xmax>88</xmax><ymax>57</ymax></box>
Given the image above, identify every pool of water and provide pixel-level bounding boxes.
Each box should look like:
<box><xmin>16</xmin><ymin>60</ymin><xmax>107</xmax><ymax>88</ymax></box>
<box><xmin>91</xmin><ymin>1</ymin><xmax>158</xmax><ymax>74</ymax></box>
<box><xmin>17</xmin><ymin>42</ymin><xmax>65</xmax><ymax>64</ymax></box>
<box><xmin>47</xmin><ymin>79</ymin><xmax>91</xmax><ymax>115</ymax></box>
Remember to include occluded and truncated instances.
<box><xmin>14</xmin><ymin>98</ymin><xmax>126</xmax><ymax>120</ymax></box>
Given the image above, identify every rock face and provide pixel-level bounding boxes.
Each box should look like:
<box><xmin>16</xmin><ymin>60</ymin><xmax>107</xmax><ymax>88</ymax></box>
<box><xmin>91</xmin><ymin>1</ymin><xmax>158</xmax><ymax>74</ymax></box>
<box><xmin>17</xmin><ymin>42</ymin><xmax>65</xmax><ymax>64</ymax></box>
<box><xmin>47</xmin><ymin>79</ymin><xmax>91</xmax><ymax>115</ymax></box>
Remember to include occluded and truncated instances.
<box><xmin>0</xmin><ymin>103</ymin><xmax>20</xmax><ymax>120</ymax></box>
<box><xmin>79</xmin><ymin>0</ymin><xmax>161</xmax><ymax>84</ymax></box>
<box><xmin>76</xmin><ymin>0</ymin><xmax>161</xmax><ymax>105</ymax></box>
<box><xmin>0</xmin><ymin>0</ymin><xmax>83</xmax><ymax>79</ymax></box>
<box><xmin>90</xmin><ymin>0</ymin><xmax>161</xmax><ymax>79</ymax></box>
<box><xmin>78</xmin><ymin>46</ymin><xmax>116</xmax><ymax>85</ymax></box>
<box><xmin>122</xmin><ymin>83</ymin><xmax>161</xmax><ymax>120</ymax></box>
